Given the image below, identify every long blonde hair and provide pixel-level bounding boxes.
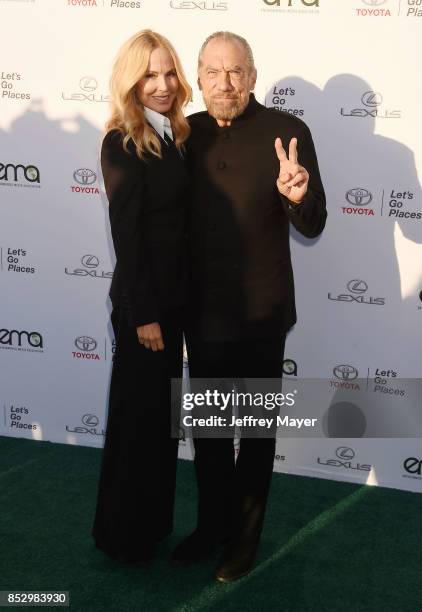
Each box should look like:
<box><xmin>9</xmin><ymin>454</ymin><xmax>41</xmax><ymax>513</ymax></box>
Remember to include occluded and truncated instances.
<box><xmin>106</xmin><ymin>29</ymin><xmax>191</xmax><ymax>159</ymax></box>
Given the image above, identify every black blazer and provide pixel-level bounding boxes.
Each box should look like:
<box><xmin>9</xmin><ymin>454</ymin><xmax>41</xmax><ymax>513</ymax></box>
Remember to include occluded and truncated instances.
<box><xmin>186</xmin><ymin>94</ymin><xmax>327</xmax><ymax>341</ymax></box>
<box><xmin>101</xmin><ymin>129</ymin><xmax>189</xmax><ymax>327</ymax></box>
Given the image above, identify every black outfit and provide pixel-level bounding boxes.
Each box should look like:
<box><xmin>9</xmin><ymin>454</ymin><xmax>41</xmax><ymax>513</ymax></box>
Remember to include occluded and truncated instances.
<box><xmin>92</xmin><ymin>129</ymin><xmax>189</xmax><ymax>561</ymax></box>
<box><xmin>184</xmin><ymin>94</ymin><xmax>326</xmax><ymax>562</ymax></box>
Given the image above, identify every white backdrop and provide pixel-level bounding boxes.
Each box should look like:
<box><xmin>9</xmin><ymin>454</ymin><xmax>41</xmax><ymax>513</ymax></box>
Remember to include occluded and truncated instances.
<box><xmin>1</xmin><ymin>0</ymin><xmax>421</xmax><ymax>493</ymax></box>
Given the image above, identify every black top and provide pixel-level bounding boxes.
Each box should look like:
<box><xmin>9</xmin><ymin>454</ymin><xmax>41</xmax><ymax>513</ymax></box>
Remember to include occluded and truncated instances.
<box><xmin>101</xmin><ymin>129</ymin><xmax>190</xmax><ymax>327</ymax></box>
<box><xmin>186</xmin><ymin>94</ymin><xmax>327</xmax><ymax>341</ymax></box>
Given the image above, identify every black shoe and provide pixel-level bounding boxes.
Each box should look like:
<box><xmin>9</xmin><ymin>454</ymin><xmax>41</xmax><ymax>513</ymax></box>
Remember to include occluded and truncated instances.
<box><xmin>94</xmin><ymin>538</ymin><xmax>155</xmax><ymax>565</ymax></box>
<box><xmin>170</xmin><ymin>530</ymin><xmax>227</xmax><ymax>566</ymax></box>
<box><xmin>215</xmin><ymin>539</ymin><xmax>257</xmax><ymax>582</ymax></box>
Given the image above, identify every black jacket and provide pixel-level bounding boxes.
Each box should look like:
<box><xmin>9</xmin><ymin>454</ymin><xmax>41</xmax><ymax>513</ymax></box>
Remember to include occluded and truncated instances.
<box><xmin>187</xmin><ymin>94</ymin><xmax>326</xmax><ymax>340</ymax></box>
<box><xmin>101</xmin><ymin>129</ymin><xmax>189</xmax><ymax>327</ymax></box>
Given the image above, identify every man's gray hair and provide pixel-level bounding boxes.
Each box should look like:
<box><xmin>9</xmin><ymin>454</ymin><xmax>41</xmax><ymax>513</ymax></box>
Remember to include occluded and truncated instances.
<box><xmin>198</xmin><ymin>31</ymin><xmax>256</xmax><ymax>73</ymax></box>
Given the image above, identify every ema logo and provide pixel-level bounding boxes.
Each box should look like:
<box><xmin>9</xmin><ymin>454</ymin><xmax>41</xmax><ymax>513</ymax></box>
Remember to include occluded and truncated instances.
<box><xmin>71</xmin><ymin>168</ymin><xmax>99</xmax><ymax>195</ymax></box>
<box><xmin>341</xmin><ymin>90</ymin><xmax>401</xmax><ymax>119</ymax></box>
<box><xmin>342</xmin><ymin>188</ymin><xmax>375</xmax><ymax>217</ymax></box>
<box><xmin>356</xmin><ymin>0</ymin><xmax>392</xmax><ymax>15</ymax></box>
<box><xmin>0</xmin><ymin>329</ymin><xmax>43</xmax><ymax>352</ymax></box>
<box><xmin>261</xmin><ymin>0</ymin><xmax>320</xmax><ymax>13</ymax></box>
<box><xmin>0</xmin><ymin>163</ymin><xmax>40</xmax><ymax>188</ymax></box>
<box><xmin>62</xmin><ymin>76</ymin><xmax>110</xmax><ymax>103</ymax></box>
<box><xmin>263</xmin><ymin>0</ymin><xmax>319</xmax><ymax>5</ymax></box>
<box><xmin>65</xmin><ymin>254</ymin><xmax>113</xmax><ymax>279</ymax></box>
<box><xmin>328</xmin><ymin>279</ymin><xmax>385</xmax><ymax>306</ymax></box>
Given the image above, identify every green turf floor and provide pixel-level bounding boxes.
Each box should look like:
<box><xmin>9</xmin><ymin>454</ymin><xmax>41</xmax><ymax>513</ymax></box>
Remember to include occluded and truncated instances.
<box><xmin>0</xmin><ymin>435</ymin><xmax>421</xmax><ymax>611</ymax></box>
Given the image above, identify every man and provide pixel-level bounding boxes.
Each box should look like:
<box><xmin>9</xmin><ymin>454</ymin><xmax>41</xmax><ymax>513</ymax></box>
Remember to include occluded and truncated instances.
<box><xmin>171</xmin><ymin>32</ymin><xmax>326</xmax><ymax>582</ymax></box>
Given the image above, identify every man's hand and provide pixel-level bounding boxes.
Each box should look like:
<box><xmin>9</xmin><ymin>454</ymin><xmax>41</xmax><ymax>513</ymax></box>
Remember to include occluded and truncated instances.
<box><xmin>275</xmin><ymin>137</ymin><xmax>309</xmax><ymax>204</ymax></box>
<box><xmin>136</xmin><ymin>322</ymin><xmax>164</xmax><ymax>351</ymax></box>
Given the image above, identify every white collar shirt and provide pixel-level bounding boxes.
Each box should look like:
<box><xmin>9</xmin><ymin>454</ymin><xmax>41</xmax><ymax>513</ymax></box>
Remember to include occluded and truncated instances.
<box><xmin>144</xmin><ymin>106</ymin><xmax>173</xmax><ymax>142</ymax></box>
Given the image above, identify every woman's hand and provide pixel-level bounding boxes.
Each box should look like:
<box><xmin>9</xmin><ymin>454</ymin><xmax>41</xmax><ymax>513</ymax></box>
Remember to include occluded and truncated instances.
<box><xmin>136</xmin><ymin>322</ymin><xmax>164</xmax><ymax>351</ymax></box>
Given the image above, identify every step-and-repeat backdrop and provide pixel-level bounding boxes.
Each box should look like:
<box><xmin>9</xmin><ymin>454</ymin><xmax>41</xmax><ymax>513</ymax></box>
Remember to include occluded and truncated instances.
<box><xmin>1</xmin><ymin>0</ymin><xmax>421</xmax><ymax>493</ymax></box>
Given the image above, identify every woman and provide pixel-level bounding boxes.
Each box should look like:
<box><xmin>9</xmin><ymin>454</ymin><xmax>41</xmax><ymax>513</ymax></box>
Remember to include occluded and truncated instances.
<box><xmin>92</xmin><ymin>30</ymin><xmax>191</xmax><ymax>563</ymax></box>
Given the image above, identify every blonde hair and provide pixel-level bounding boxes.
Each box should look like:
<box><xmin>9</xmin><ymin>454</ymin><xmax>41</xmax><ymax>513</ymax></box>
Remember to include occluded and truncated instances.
<box><xmin>106</xmin><ymin>29</ymin><xmax>191</xmax><ymax>159</ymax></box>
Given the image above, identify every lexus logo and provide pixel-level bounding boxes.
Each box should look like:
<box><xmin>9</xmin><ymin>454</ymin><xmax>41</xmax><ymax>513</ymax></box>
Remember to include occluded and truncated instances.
<box><xmin>73</xmin><ymin>168</ymin><xmax>97</xmax><ymax>185</ymax></box>
<box><xmin>404</xmin><ymin>457</ymin><xmax>422</xmax><ymax>475</ymax></box>
<box><xmin>79</xmin><ymin>77</ymin><xmax>98</xmax><ymax>92</ymax></box>
<box><xmin>333</xmin><ymin>365</ymin><xmax>358</xmax><ymax>380</ymax></box>
<box><xmin>345</xmin><ymin>188</ymin><xmax>372</xmax><ymax>206</ymax></box>
<box><xmin>362</xmin><ymin>0</ymin><xmax>386</xmax><ymax>5</ymax></box>
<box><xmin>361</xmin><ymin>91</ymin><xmax>383</xmax><ymax>107</ymax></box>
<box><xmin>336</xmin><ymin>447</ymin><xmax>355</xmax><ymax>460</ymax></box>
<box><xmin>347</xmin><ymin>279</ymin><xmax>368</xmax><ymax>294</ymax></box>
<box><xmin>82</xmin><ymin>414</ymin><xmax>99</xmax><ymax>427</ymax></box>
<box><xmin>81</xmin><ymin>254</ymin><xmax>99</xmax><ymax>268</ymax></box>
<box><xmin>75</xmin><ymin>336</ymin><xmax>97</xmax><ymax>352</ymax></box>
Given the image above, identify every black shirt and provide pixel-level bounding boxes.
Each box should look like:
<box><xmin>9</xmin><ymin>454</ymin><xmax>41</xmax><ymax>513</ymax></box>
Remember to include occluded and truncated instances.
<box><xmin>101</xmin><ymin>129</ymin><xmax>190</xmax><ymax>327</ymax></box>
<box><xmin>186</xmin><ymin>94</ymin><xmax>327</xmax><ymax>341</ymax></box>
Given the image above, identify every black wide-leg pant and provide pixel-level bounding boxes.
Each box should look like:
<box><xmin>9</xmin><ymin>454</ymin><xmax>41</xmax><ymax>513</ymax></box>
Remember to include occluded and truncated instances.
<box><xmin>92</xmin><ymin>307</ymin><xmax>183</xmax><ymax>559</ymax></box>
<box><xmin>186</xmin><ymin>331</ymin><xmax>286</xmax><ymax>540</ymax></box>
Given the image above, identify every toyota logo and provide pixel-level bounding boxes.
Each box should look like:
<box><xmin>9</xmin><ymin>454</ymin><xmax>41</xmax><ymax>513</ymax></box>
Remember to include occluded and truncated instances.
<box><xmin>333</xmin><ymin>365</ymin><xmax>358</xmax><ymax>380</ymax></box>
<box><xmin>82</xmin><ymin>414</ymin><xmax>99</xmax><ymax>427</ymax></box>
<box><xmin>75</xmin><ymin>336</ymin><xmax>97</xmax><ymax>352</ymax></box>
<box><xmin>345</xmin><ymin>188</ymin><xmax>372</xmax><ymax>206</ymax></box>
<box><xmin>336</xmin><ymin>447</ymin><xmax>355</xmax><ymax>460</ymax></box>
<box><xmin>362</xmin><ymin>0</ymin><xmax>386</xmax><ymax>5</ymax></box>
<box><xmin>347</xmin><ymin>279</ymin><xmax>368</xmax><ymax>294</ymax></box>
<box><xmin>361</xmin><ymin>91</ymin><xmax>383</xmax><ymax>107</ymax></box>
<box><xmin>79</xmin><ymin>76</ymin><xmax>98</xmax><ymax>92</ymax></box>
<box><xmin>73</xmin><ymin>168</ymin><xmax>97</xmax><ymax>185</ymax></box>
<box><xmin>81</xmin><ymin>254</ymin><xmax>99</xmax><ymax>268</ymax></box>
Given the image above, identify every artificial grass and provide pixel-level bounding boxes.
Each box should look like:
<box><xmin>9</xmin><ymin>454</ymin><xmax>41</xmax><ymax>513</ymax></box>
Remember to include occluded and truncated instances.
<box><xmin>0</xmin><ymin>435</ymin><xmax>421</xmax><ymax>611</ymax></box>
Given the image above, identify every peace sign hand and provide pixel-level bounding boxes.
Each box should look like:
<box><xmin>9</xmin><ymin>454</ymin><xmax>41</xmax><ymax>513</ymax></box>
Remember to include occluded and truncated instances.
<box><xmin>275</xmin><ymin>137</ymin><xmax>309</xmax><ymax>204</ymax></box>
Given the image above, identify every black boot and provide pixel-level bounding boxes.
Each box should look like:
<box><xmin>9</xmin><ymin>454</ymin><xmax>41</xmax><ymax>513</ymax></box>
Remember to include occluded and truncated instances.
<box><xmin>170</xmin><ymin>529</ymin><xmax>228</xmax><ymax>566</ymax></box>
<box><xmin>215</xmin><ymin>494</ymin><xmax>266</xmax><ymax>582</ymax></box>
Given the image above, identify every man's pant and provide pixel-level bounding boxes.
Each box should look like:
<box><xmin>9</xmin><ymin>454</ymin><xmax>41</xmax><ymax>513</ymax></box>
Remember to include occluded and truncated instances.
<box><xmin>186</xmin><ymin>330</ymin><xmax>286</xmax><ymax>541</ymax></box>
